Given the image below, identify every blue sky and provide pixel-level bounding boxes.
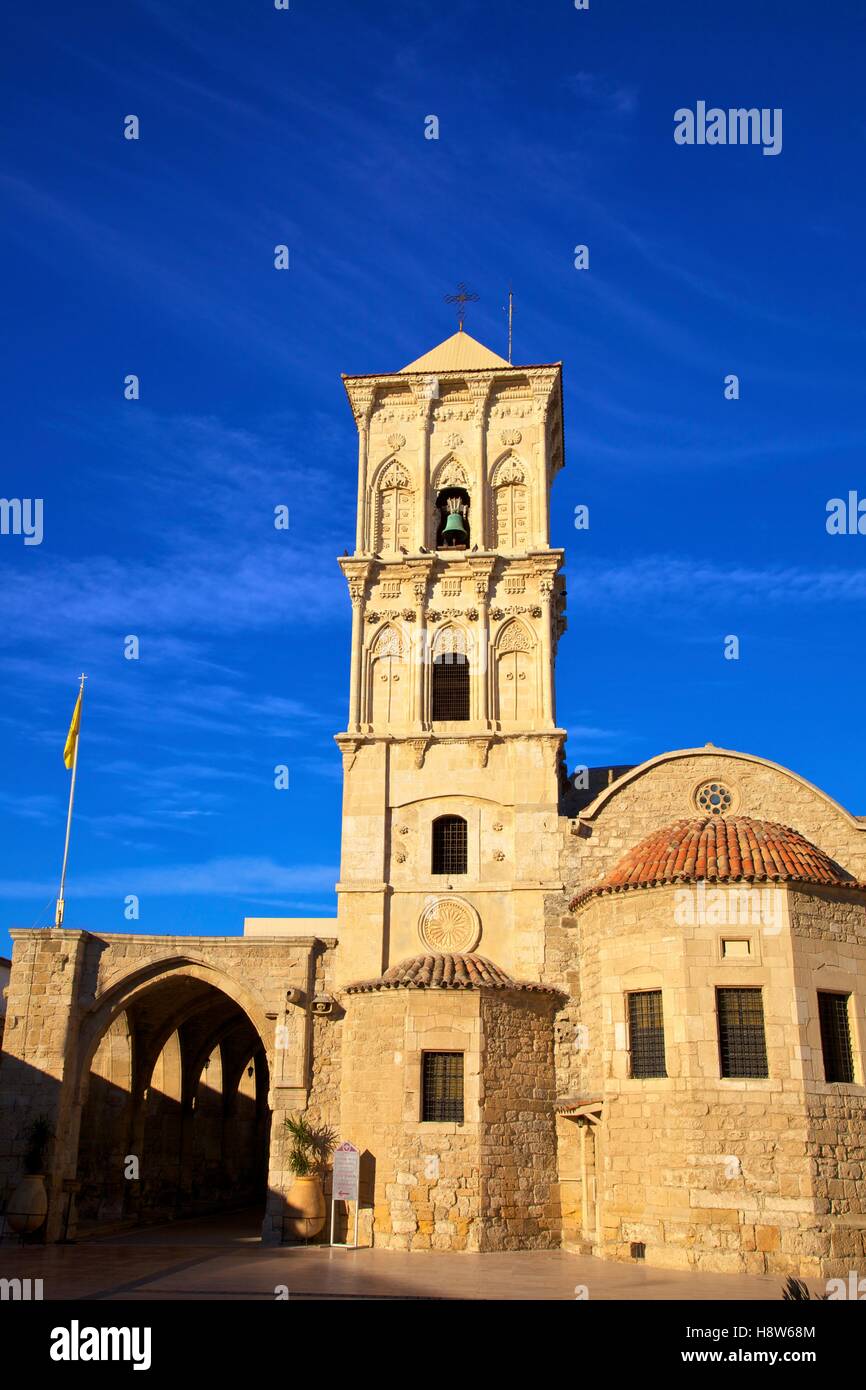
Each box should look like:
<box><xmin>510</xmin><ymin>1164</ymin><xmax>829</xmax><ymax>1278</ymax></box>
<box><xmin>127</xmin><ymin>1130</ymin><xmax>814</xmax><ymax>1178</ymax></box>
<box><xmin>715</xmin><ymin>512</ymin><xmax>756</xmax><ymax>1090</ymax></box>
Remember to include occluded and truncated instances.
<box><xmin>2</xmin><ymin>0</ymin><xmax>865</xmax><ymax>955</ymax></box>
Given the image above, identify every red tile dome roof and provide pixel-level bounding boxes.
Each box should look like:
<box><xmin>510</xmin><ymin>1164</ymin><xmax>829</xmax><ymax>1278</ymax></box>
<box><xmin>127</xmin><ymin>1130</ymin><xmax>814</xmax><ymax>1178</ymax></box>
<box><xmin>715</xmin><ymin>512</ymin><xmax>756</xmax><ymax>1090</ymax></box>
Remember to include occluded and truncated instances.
<box><xmin>345</xmin><ymin>952</ymin><xmax>558</xmax><ymax>994</ymax></box>
<box><xmin>570</xmin><ymin>816</ymin><xmax>864</xmax><ymax>910</ymax></box>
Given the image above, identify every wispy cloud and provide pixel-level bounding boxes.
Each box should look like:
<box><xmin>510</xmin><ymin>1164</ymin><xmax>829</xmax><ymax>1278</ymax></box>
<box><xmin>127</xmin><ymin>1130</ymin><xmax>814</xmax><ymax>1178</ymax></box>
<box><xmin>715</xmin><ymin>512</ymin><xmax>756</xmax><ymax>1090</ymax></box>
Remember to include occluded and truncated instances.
<box><xmin>569</xmin><ymin>556</ymin><xmax>866</xmax><ymax>607</ymax></box>
<box><xmin>567</xmin><ymin>72</ymin><xmax>638</xmax><ymax>117</ymax></box>
<box><xmin>0</xmin><ymin>855</ymin><xmax>338</xmax><ymax>901</ymax></box>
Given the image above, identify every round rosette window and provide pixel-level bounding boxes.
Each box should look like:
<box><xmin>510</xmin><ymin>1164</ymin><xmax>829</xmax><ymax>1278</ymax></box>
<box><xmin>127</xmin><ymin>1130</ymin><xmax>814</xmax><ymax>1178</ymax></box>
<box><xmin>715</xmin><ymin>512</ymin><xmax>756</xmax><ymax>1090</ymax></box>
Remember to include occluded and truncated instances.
<box><xmin>695</xmin><ymin>781</ymin><xmax>734</xmax><ymax>816</ymax></box>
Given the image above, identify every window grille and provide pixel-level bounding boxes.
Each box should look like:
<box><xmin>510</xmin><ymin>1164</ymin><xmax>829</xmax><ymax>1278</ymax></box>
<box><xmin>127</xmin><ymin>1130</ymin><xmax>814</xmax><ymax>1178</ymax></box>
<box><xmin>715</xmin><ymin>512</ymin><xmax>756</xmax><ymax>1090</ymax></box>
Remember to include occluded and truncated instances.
<box><xmin>432</xmin><ymin>815</ymin><xmax>467</xmax><ymax>875</ymax></box>
<box><xmin>628</xmin><ymin>990</ymin><xmax>667</xmax><ymax>1078</ymax></box>
<box><xmin>717</xmin><ymin>988</ymin><xmax>768</xmax><ymax>1078</ymax></box>
<box><xmin>818</xmin><ymin>992</ymin><xmax>854</xmax><ymax>1083</ymax></box>
<box><xmin>432</xmin><ymin>652</ymin><xmax>469</xmax><ymax>720</ymax></box>
<box><xmin>422</xmin><ymin>1052</ymin><xmax>464</xmax><ymax>1122</ymax></box>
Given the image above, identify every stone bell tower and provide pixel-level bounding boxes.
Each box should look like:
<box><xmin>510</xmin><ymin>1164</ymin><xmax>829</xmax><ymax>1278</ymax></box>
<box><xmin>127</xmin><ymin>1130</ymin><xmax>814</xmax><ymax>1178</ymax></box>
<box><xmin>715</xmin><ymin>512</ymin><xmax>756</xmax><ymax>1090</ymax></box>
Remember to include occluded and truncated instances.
<box><xmin>334</xmin><ymin>327</ymin><xmax>567</xmax><ymax>986</ymax></box>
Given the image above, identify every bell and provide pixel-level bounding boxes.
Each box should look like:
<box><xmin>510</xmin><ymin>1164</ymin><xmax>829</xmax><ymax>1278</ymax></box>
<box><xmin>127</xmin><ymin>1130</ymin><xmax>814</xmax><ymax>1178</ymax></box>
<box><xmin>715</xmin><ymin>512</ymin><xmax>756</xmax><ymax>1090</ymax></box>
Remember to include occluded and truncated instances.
<box><xmin>442</xmin><ymin>508</ymin><xmax>467</xmax><ymax>542</ymax></box>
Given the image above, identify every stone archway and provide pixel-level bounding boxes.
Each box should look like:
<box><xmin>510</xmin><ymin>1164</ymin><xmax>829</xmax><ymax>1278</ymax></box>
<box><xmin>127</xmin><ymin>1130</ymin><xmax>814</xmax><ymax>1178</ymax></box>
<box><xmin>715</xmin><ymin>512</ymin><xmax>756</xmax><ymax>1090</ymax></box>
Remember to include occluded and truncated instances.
<box><xmin>74</xmin><ymin>970</ymin><xmax>271</xmax><ymax>1237</ymax></box>
<box><xmin>0</xmin><ymin>928</ymin><xmax>338</xmax><ymax>1245</ymax></box>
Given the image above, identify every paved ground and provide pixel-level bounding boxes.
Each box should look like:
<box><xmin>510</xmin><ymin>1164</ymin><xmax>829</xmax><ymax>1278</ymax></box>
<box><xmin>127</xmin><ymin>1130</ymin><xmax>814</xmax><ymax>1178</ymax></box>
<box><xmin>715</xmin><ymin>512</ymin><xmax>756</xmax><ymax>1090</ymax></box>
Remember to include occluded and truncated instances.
<box><xmin>1</xmin><ymin>1209</ymin><xmax>810</xmax><ymax>1301</ymax></box>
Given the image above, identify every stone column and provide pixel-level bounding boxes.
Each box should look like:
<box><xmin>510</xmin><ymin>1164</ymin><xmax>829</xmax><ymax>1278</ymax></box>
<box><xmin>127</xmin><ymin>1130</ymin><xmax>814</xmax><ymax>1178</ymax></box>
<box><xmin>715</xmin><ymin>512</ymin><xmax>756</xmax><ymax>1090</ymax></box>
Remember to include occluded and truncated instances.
<box><xmin>538</xmin><ymin>575</ymin><xmax>555</xmax><ymax>727</ymax></box>
<box><xmin>530</xmin><ymin>370</ymin><xmax>557</xmax><ymax>547</ymax></box>
<box><xmin>469</xmin><ymin>376</ymin><xmax>492</xmax><ymax>549</ymax></box>
<box><xmin>348</xmin><ymin>596</ymin><xmax>364</xmax><ymax>732</ymax></box>
<box><xmin>410</xmin><ymin>383</ymin><xmax>435</xmax><ymax>549</ymax></box>
<box><xmin>470</xmin><ymin>559</ymin><xmax>495</xmax><ymax>728</ymax></box>
<box><xmin>339</xmin><ymin>560</ymin><xmax>371</xmax><ymax>734</ymax></box>
<box><xmin>351</xmin><ymin>388</ymin><xmax>375</xmax><ymax>553</ymax></box>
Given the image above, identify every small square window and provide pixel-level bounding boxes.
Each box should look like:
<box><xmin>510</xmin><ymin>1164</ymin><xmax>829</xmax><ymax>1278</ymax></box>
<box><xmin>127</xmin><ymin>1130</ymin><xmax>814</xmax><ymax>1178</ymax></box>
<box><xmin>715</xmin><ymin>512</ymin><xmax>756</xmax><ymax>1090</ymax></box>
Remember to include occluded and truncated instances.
<box><xmin>422</xmin><ymin>1052</ymin><xmax>464</xmax><ymax>1123</ymax></box>
<box><xmin>722</xmin><ymin>939</ymin><xmax>751</xmax><ymax>958</ymax></box>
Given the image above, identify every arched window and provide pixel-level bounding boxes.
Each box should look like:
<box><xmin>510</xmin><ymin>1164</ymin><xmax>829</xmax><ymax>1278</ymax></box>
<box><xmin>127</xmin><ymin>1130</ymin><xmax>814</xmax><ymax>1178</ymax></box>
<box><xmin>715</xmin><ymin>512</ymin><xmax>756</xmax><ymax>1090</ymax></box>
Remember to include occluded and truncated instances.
<box><xmin>432</xmin><ymin>815</ymin><xmax>467</xmax><ymax>875</ymax></box>
<box><xmin>432</xmin><ymin>650</ymin><xmax>470</xmax><ymax>720</ymax></box>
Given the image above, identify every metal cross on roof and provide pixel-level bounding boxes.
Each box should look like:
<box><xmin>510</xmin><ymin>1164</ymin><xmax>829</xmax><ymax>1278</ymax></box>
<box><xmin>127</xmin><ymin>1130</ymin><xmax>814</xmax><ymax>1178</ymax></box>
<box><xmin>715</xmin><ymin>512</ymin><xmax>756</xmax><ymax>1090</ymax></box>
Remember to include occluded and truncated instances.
<box><xmin>444</xmin><ymin>282</ymin><xmax>479</xmax><ymax>331</ymax></box>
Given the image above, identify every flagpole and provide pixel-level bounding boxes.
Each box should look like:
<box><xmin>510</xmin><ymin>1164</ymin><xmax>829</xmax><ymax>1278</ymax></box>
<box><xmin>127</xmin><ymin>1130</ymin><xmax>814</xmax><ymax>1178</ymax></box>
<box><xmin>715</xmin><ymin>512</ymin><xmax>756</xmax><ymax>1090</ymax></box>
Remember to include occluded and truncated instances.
<box><xmin>55</xmin><ymin>674</ymin><xmax>86</xmax><ymax>928</ymax></box>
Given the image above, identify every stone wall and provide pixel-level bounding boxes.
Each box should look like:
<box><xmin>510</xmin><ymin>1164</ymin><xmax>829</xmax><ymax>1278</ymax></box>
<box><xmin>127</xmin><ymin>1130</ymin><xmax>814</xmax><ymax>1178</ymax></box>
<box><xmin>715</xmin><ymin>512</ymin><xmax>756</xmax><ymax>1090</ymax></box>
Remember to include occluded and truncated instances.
<box><xmin>479</xmin><ymin>991</ymin><xmax>560</xmax><ymax>1250</ymax></box>
<box><xmin>339</xmin><ymin>985</ymin><xmax>561</xmax><ymax>1251</ymax></box>
<box><xmin>339</xmin><ymin>989</ymin><xmax>483</xmax><ymax>1250</ymax></box>
<box><xmin>789</xmin><ymin>885</ymin><xmax>866</xmax><ymax>1275</ymax></box>
<box><xmin>555</xmin><ymin>879</ymin><xmax>866</xmax><ymax>1276</ymax></box>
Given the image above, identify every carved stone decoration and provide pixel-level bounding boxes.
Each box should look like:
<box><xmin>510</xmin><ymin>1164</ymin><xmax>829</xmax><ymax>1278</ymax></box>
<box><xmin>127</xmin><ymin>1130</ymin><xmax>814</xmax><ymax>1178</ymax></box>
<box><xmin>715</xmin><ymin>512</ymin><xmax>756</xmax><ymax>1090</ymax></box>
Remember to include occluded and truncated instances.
<box><xmin>407</xmin><ymin>738</ymin><xmax>429</xmax><ymax>769</ymax></box>
<box><xmin>398</xmin><ymin>824</ymin><xmax>410</xmax><ymax>835</ymax></box>
<box><xmin>492</xmin><ymin>821</ymin><xmax>503</xmax><ymax>832</ymax></box>
<box><xmin>433</xmin><ymin>456</ymin><xmax>470</xmax><ymax>490</ymax></box>
<box><xmin>492</xmin><ymin>455</ymin><xmax>525</xmax><ymax>486</ymax></box>
<box><xmin>338</xmin><ymin>738</ymin><xmax>363</xmax><ymax>771</ymax></box>
<box><xmin>380</xmin><ymin>460</ymin><xmax>411</xmax><ymax>490</ymax></box>
<box><xmin>498</xmin><ymin>622</ymin><xmax>534</xmax><ymax>654</ymax></box>
<box><xmin>493</xmin><ymin>851</ymin><xmax>505</xmax><ymax>862</ymax></box>
<box><xmin>500</xmin><ymin>429</ymin><xmax>522</xmax><ymax>446</ymax></box>
<box><xmin>473</xmin><ymin>739</ymin><xmax>492</xmax><ymax>768</ymax></box>
<box><xmin>418</xmin><ymin>897</ymin><xmax>481</xmax><ymax>953</ymax></box>
<box><xmin>445</xmin><ymin>432</ymin><xmax>463</xmax><ymax>448</ymax></box>
<box><xmin>394</xmin><ymin>850</ymin><xmax>407</xmax><ymax>864</ymax></box>
<box><xmin>388</xmin><ymin>433</ymin><xmax>406</xmax><ymax>450</ymax></box>
<box><xmin>372</xmin><ymin>625</ymin><xmax>402</xmax><ymax>658</ymax></box>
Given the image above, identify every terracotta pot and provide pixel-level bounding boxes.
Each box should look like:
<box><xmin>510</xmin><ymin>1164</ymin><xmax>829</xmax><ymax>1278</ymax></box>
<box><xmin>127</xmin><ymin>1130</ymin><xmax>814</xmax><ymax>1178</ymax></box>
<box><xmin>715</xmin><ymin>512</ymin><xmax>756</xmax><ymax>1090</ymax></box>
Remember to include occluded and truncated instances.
<box><xmin>6</xmin><ymin>1173</ymin><xmax>48</xmax><ymax>1234</ymax></box>
<box><xmin>285</xmin><ymin>1175</ymin><xmax>326</xmax><ymax>1240</ymax></box>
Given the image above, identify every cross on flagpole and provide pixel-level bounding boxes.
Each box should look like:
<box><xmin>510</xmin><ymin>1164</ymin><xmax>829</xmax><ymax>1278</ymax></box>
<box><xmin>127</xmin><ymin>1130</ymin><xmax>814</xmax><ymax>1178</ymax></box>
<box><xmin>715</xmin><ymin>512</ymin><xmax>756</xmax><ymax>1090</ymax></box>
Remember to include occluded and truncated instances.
<box><xmin>444</xmin><ymin>282</ymin><xmax>479</xmax><ymax>332</ymax></box>
<box><xmin>55</xmin><ymin>673</ymin><xmax>87</xmax><ymax>928</ymax></box>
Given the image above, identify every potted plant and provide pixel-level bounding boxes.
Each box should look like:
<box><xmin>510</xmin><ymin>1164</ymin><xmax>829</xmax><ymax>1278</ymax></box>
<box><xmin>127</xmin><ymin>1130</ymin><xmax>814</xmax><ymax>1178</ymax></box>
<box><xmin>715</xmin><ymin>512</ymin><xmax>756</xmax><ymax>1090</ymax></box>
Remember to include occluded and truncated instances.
<box><xmin>6</xmin><ymin>1116</ymin><xmax>52</xmax><ymax>1234</ymax></box>
<box><xmin>284</xmin><ymin>1114</ymin><xmax>336</xmax><ymax>1240</ymax></box>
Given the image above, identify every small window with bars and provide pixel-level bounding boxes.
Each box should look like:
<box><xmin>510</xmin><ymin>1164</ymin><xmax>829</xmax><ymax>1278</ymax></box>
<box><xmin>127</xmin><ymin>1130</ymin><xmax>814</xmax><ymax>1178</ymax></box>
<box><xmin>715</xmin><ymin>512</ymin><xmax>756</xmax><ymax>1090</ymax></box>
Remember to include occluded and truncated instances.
<box><xmin>432</xmin><ymin>653</ymin><xmax>470</xmax><ymax>721</ymax></box>
<box><xmin>627</xmin><ymin>990</ymin><xmax>667</xmax><ymax>1078</ymax></box>
<box><xmin>818</xmin><ymin>992</ymin><xmax>855</xmax><ymax>1084</ymax></box>
<box><xmin>432</xmin><ymin>815</ymin><xmax>467</xmax><ymax>875</ymax></box>
<box><xmin>717</xmin><ymin>987</ymin><xmax>768</xmax><ymax>1078</ymax></box>
<box><xmin>422</xmin><ymin>1052</ymin><xmax>464</xmax><ymax>1122</ymax></box>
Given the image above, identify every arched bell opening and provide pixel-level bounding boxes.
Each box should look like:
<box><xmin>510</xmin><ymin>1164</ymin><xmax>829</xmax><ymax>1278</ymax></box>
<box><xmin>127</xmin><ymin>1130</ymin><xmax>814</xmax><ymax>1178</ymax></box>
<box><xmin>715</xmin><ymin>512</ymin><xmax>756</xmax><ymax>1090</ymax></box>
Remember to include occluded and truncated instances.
<box><xmin>435</xmin><ymin>487</ymin><xmax>471</xmax><ymax>549</ymax></box>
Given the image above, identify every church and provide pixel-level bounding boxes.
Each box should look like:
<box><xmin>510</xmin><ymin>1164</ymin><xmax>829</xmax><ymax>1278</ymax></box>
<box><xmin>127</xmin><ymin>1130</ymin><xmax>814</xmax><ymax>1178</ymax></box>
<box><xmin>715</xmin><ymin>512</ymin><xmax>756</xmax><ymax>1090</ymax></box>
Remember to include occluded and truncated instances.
<box><xmin>2</xmin><ymin>328</ymin><xmax>866</xmax><ymax>1278</ymax></box>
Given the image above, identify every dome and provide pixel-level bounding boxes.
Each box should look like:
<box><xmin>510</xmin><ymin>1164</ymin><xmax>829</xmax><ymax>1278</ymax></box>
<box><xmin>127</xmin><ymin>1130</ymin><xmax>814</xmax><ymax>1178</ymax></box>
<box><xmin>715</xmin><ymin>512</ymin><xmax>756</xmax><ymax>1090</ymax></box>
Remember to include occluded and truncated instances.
<box><xmin>570</xmin><ymin>815</ymin><xmax>864</xmax><ymax>910</ymax></box>
<box><xmin>345</xmin><ymin>952</ymin><xmax>558</xmax><ymax>994</ymax></box>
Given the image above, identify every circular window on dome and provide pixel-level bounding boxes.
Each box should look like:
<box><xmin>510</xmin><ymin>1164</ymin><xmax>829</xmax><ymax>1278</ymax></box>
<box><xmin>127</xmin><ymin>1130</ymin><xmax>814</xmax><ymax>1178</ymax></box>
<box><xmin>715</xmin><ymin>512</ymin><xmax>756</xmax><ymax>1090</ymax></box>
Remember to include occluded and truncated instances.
<box><xmin>696</xmin><ymin>781</ymin><xmax>733</xmax><ymax>815</ymax></box>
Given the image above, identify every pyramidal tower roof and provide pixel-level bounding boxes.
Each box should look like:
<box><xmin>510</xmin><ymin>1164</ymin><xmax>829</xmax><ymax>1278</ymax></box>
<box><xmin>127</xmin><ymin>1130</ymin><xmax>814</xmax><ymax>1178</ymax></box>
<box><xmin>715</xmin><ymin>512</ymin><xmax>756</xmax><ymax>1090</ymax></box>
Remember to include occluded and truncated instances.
<box><xmin>400</xmin><ymin>329</ymin><xmax>510</xmax><ymax>374</ymax></box>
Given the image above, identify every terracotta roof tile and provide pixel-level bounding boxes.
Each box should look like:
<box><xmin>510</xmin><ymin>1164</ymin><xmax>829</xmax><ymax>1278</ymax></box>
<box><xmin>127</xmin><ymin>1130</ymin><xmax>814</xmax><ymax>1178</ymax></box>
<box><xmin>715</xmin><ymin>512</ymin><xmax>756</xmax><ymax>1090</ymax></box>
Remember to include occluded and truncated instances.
<box><xmin>569</xmin><ymin>816</ymin><xmax>865</xmax><ymax>911</ymax></box>
<box><xmin>344</xmin><ymin>952</ymin><xmax>559</xmax><ymax>995</ymax></box>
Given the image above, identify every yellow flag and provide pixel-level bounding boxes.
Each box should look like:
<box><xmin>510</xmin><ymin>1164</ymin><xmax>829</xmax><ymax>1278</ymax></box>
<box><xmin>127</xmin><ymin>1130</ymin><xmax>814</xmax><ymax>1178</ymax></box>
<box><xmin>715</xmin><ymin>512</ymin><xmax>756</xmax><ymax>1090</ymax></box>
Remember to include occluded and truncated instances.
<box><xmin>63</xmin><ymin>691</ymin><xmax>82</xmax><ymax>770</ymax></box>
